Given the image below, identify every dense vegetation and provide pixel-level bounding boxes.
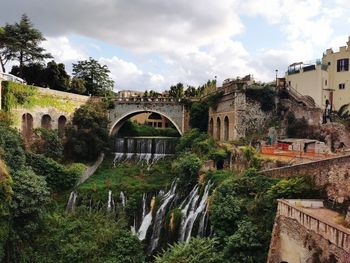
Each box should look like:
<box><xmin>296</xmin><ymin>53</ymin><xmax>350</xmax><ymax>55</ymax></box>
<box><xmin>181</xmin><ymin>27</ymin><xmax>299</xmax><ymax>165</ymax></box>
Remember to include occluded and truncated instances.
<box><xmin>118</xmin><ymin>120</ymin><xmax>180</xmax><ymax>137</ymax></box>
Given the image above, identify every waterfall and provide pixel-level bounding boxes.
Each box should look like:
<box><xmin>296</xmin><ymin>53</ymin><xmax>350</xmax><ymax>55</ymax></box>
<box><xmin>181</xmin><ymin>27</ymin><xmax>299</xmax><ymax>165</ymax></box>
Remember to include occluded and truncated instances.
<box><xmin>112</xmin><ymin>137</ymin><xmax>177</xmax><ymax>165</ymax></box>
<box><xmin>66</xmin><ymin>191</ymin><xmax>77</xmax><ymax>212</ymax></box>
<box><xmin>120</xmin><ymin>191</ymin><xmax>127</xmax><ymax>207</ymax></box>
<box><xmin>107</xmin><ymin>190</ymin><xmax>114</xmax><ymax>212</ymax></box>
<box><xmin>142</xmin><ymin>193</ymin><xmax>146</xmax><ymax>220</ymax></box>
<box><xmin>148</xmin><ymin>181</ymin><xmax>177</xmax><ymax>254</ymax></box>
<box><xmin>138</xmin><ymin>196</ymin><xmax>156</xmax><ymax>241</ymax></box>
<box><xmin>178</xmin><ymin>182</ymin><xmax>212</xmax><ymax>243</ymax></box>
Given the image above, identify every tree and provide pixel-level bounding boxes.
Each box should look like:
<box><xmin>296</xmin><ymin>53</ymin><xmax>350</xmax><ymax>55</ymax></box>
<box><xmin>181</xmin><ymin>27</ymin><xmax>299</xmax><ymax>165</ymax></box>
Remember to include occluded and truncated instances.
<box><xmin>173</xmin><ymin>152</ymin><xmax>202</xmax><ymax>186</ymax></box>
<box><xmin>69</xmin><ymin>77</ymin><xmax>86</xmax><ymax>94</ymax></box>
<box><xmin>64</xmin><ymin>101</ymin><xmax>110</xmax><ymax>162</ymax></box>
<box><xmin>72</xmin><ymin>57</ymin><xmax>114</xmax><ymax>96</ymax></box>
<box><xmin>0</xmin><ymin>26</ymin><xmax>15</xmax><ymax>72</ymax></box>
<box><xmin>184</xmin><ymin>85</ymin><xmax>198</xmax><ymax>97</ymax></box>
<box><xmin>21</xmin><ymin>213</ymin><xmax>145</xmax><ymax>263</ymax></box>
<box><xmin>155</xmin><ymin>238</ymin><xmax>222</xmax><ymax>263</ymax></box>
<box><xmin>10</xmin><ymin>62</ymin><xmax>45</xmax><ymax>86</ymax></box>
<box><xmin>44</xmin><ymin>60</ymin><xmax>70</xmax><ymax>91</ymax></box>
<box><xmin>189</xmin><ymin>102</ymin><xmax>209</xmax><ymax>132</ymax></box>
<box><xmin>30</xmin><ymin>128</ymin><xmax>63</xmax><ymax>160</ymax></box>
<box><xmin>0</xmin><ymin>160</ymin><xmax>12</xmax><ymax>261</ymax></box>
<box><xmin>5</xmin><ymin>14</ymin><xmax>52</xmax><ymax>77</ymax></box>
<box><xmin>169</xmin><ymin>83</ymin><xmax>184</xmax><ymax>100</ymax></box>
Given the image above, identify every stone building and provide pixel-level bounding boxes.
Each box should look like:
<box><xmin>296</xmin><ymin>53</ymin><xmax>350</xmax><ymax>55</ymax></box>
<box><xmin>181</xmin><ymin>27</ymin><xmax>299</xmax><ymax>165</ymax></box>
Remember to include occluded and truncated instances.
<box><xmin>208</xmin><ymin>76</ymin><xmax>272</xmax><ymax>141</ymax></box>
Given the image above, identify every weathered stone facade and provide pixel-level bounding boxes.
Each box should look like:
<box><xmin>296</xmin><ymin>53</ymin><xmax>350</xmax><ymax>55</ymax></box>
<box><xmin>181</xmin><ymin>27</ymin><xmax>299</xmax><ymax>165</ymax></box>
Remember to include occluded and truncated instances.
<box><xmin>109</xmin><ymin>97</ymin><xmax>186</xmax><ymax>135</ymax></box>
<box><xmin>268</xmin><ymin>200</ymin><xmax>350</xmax><ymax>263</ymax></box>
<box><xmin>263</xmin><ymin>154</ymin><xmax>350</xmax><ymax>203</ymax></box>
<box><xmin>208</xmin><ymin>80</ymin><xmax>272</xmax><ymax>141</ymax></box>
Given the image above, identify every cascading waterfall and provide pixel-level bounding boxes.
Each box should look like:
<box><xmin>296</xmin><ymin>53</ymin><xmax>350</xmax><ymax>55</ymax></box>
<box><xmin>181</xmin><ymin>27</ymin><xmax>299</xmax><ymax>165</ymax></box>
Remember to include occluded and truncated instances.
<box><xmin>66</xmin><ymin>180</ymin><xmax>213</xmax><ymax>255</ymax></box>
<box><xmin>148</xmin><ymin>181</ymin><xmax>178</xmax><ymax>254</ymax></box>
<box><xmin>107</xmin><ymin>190</ymin><xmax>114</xmax><ymax>212</ymax></box>
<box><xmin>66</xmin><ymin>191</ymin><xmax>77</xmax><ymax>212</ymax></box>
<box><xmin>112</xmin><ymin>137</ymin><xmax>177</xmax><ymax>165</ymax></box>
<box><xmin>180</xmin><ymin>182</ymin><xmax>212</xmax><ymax>243</ymax></box>
<box><xmin>120</xmin><ymin>191</ymin><xmax>127</xmax><ymax>207</ymax></box>
<box><xmin>138</xmin><ymin>196</ymin><xmax>156</xmax><ymax>241</ymax></box>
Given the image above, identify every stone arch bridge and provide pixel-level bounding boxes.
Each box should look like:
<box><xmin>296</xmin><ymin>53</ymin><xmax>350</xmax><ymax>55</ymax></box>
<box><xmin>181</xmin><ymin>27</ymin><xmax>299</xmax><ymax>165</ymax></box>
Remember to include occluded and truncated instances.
<box><xmin>109</xmin><ymin>97</ymin><xmax>187</xmax><ymax>135</ymax></box>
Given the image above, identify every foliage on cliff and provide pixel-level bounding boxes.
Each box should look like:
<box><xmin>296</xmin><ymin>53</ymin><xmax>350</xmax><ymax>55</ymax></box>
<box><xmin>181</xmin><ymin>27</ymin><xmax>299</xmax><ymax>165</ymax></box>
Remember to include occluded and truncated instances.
<box><xmin>1</xmin><ymin>81</ymin><xmax>78</xmax><ymax>113</ymax></box>
<box><xmin>64</xmin><ymin>101</ymin><xmax>109</xmax><ymax>162</ymax></box>
<box><xmin>118</xmin><ymin>120</ymin><xmax>180</xmax><ymax>137</ymax></box>
<box><xmin>20</xmin><ymin>212</ymin><xmax>144</xmax><ymax>263</ymax></box>
<box><xmin>245</xmin><ymin>85</ymin><xmax>276</xmax><ymax>112</ymax></box>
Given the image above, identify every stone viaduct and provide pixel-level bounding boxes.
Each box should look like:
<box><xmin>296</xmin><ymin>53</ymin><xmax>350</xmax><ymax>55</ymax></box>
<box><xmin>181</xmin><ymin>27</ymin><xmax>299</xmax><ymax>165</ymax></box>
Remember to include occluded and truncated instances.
<box><xmin>108</xmin><ymin>97</ymin><xmax>187</xmax><ymax>135</ymax></box>
<box><xmin>0</xmin><ymin>79</ymin><xmax>187</xmax><ymax>139</ymax></box>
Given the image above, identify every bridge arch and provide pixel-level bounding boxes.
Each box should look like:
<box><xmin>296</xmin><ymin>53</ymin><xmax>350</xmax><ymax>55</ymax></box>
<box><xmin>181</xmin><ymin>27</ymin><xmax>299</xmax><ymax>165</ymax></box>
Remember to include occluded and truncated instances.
<box><xmin>109</xmin><ymin>109</ymin><xmax>183</xmax><ymax>136</ymax></box>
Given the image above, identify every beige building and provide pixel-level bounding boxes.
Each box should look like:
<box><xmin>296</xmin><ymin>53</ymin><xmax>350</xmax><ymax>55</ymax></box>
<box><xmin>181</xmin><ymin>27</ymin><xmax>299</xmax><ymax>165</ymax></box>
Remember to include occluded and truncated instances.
<box><xmin>285</xmin><ymin>36</ymin><xmax>350</xmax><ymax>110</ymax></box>
<box><xmin>323</xmin><ymin>38</ymin><xmax>350</xmax><ymax>110</ymax></box>
<box><xmin>130</xmin><ymin>112</ymin><xmax>170</xmax><ymax>128</ymax></box>
<box><xmin>285</xmin><ymin>61</ymin><xmax>329</xmax><ymax>108</ymax></box>
<box><xmin>118</xmin><ymin>90</ymin><xmax>144</xmax><ymax>98</ymax></box>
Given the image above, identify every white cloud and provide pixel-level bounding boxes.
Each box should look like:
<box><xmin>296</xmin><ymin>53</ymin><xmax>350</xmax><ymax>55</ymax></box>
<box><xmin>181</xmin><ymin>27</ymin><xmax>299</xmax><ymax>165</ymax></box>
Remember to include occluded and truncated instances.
<box><xmin>42</xmin><ymin>36</ymin><xmax>86</xmax><ymax>63</ymax></box>
<box><xmin>99</xmin><ymin>56</ymin><xmax>165</xmax><ymax>92</ymax></box>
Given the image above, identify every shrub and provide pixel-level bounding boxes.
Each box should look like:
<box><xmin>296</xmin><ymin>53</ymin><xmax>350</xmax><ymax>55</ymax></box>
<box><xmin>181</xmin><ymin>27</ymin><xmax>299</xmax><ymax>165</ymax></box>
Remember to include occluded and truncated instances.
<box><xmin>64</xmin><ymin>101</ymin><xmax>110</xmax><ymax>162</ymax></box>
<box><xmin>0</xmin><ymin>125</ymin><xmax>26</xmax><ymax>171</ymax></box>
<box><xmin>173</xmin><ymin>152</ymin><xmax>202</xmax><ymax>186</ymax></box>
<box><xmin>155</xmin><ymin>238</ymin><xmax>222</xmax><ymax>263</ymax></box>
<box><xmin>26</xmin><ymin>152</ymin><xmax>79</xmax><ymax>191</ymax></box>
<box><xmin>31</xmin><ymin>128</ymin><xmax>63</xmax><ymax>160</ymax></box>
<box><xmin>21</xmin><ymin>212</ymin><xmax>145</xmax><ymax>263</ymax></box>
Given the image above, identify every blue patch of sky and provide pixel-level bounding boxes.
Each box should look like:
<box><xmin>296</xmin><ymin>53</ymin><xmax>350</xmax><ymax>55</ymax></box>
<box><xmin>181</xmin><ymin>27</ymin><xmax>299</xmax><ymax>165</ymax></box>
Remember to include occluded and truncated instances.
<box><xmin>234</xmin><ymin>15</ymin><xmax>285</xmax><ymax>55</ymax></box>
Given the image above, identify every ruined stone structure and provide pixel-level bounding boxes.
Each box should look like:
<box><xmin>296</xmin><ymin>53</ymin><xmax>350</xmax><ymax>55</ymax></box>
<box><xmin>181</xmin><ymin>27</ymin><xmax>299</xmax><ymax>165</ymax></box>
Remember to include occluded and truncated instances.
<box><xmin>109</xmin><ymin>97</ymin><xmax>186</xmax><ymax>135</ymax></box>
<box><xmin>7</xmin><ymin>87</ymin><xmax>90</xmax><ymax>141</ymax></box>
<box><xmin>268</xmin><ymin>200</ymin><xmax>350</xmax><ymax>263</ymax></box>
<box><xmin>208</xmin><ymin>79</ymin><xmax>272</xmax><ymax>141</ymax></box>
<box><xmin>262</xmin><ymin>154</ymin><xmax>350</xmax><ymax>204</ymax></box>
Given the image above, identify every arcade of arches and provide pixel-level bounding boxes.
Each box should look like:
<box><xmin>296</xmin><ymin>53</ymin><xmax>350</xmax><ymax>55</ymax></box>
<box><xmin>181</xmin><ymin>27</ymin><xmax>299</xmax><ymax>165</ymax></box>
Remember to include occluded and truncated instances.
<box><xmin>208</xmin><ymin>114</ymin><xmax>235</xmax><ymax>141</ymax></box>
<box><xmin>21</xmin><ymin>113</ymin><xmax>68</xmax><ymax>141</ymax></box>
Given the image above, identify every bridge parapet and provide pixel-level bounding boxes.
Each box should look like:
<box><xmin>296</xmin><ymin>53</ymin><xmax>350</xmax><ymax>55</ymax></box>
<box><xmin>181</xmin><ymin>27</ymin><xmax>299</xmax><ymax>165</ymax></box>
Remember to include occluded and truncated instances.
<box><xmin>277</xmin><ymin>199</ymin><xmax>350</xmax><ymax>252</ymax></box>
<box><xmin>116</xmin><ymin>97</ymin><xmax>179</xmax><ymax>103</ymax></box>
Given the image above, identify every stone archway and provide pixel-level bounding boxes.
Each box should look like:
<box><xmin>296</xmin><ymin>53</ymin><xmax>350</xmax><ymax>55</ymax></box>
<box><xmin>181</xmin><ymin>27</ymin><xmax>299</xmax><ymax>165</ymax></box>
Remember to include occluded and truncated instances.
<box><xmin>109</xmin><ymin>110</ymin><xmax>182</xmax><ymax>136</ymax></box>
<box><xmin>22</xmin><ymin>113</ymin><xmax>33</xmax><ymax>141</ymax></box>
<box><xmin>41</xmin><ymin>114</ymin><xmax>52</xmax><ymax>129</ymax></box>
<box><xmin>224</xmin><ymin>116</ymin><xmax>229</xmax><ymax>141</ymax></box>
<box><xmin>58</xmin><ymin>115</ymin><xmax>67</xmax><ymax>136</ymax></box>
<box><xmin>216</xmin><ymin>117</ymin><xmax>221</xmax><ymax>140</ymax></box>
<box><xmin>209</xmin><ymin>118</ymin><xmax>214</xmax><ymax>136</ymax></box>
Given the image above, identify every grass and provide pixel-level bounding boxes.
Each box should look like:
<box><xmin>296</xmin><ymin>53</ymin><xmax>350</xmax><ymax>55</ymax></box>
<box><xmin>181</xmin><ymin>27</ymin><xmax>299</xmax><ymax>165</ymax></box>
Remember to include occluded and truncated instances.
<box><xmin>78</xmin><ymin>155</ymin><xmax>176</xmax><ymax>199</ymax></box>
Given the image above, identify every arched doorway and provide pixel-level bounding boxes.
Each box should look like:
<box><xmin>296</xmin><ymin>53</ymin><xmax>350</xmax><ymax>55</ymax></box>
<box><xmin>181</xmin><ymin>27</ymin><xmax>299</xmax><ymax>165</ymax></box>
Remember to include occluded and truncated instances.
<box><xmin>209</xmin><ymin>118</ymin><xmax>213</xmax><ymax>136</ymax></box>
<box><xmin>224</xmin><ymin>116</ymin><xmax>229</xmax><ymax>141</ymax></box>
<box><xmin>58</xmin><ymin>115</ymin><xmax>67</xmax><ymax>136</ymax></box>
<box><xmin>216</xmin><ymin>117</ymin><xmax>221</xmax><ymax>140</ymax></box>
<box><xmin>22</xmin><ymin>113</ymin><xmax>33</xmax><ymax>141</ymax></box>
<box><xmin>41</xmin><ymin>114</ymin><xmax>52</xmax><ymax>129</ymax></box>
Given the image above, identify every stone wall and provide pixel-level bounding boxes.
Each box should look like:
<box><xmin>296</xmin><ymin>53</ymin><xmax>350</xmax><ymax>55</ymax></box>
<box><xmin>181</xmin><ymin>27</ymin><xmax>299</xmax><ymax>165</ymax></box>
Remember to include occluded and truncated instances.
<box><xmin>208</xmin><ymin>80</ymin><xmax>272</xmax><ymax>141</ymax></box>
<box><xmin>268</xmin><ymin>200</ymin><xmax>350</xmax><ymax>263</ymax></box>
<box><xmin>109</xmin><ymin>98</ymin><xmax>185</xmax><ymax>135</ymax></box>
<box><xmin>262</xmin><ymin>154</ymin><xmax>350</xmax><ymax>203</ymax></box>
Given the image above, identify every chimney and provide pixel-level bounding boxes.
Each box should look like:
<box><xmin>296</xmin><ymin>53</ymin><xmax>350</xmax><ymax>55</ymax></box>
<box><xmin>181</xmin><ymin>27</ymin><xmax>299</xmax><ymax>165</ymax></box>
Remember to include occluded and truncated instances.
<box><xmin>347</xmin><ymin>36</ymin><xmax>350</xmax><ymax>48</ymax></box>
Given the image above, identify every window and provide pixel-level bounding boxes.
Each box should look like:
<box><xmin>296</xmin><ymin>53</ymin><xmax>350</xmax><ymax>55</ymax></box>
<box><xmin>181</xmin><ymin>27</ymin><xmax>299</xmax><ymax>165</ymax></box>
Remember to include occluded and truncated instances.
<box><xmin>337</xmin><ymin>58</ymin><xmax>349</xmax><ymax>72</ymax></box>
<box><xmin>325</xmin><ymin>80</ymin><xmax>327</xmax><ymax>86</ymax></box>
<box><xmin>339</xmin><ymin>83</ymin><xmax>345</xmax><ymax>90</ymax></box>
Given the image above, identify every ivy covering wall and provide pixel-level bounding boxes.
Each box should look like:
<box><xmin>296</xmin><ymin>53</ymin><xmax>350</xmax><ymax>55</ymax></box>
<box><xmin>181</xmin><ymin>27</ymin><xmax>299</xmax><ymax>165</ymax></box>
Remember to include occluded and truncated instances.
<box><xmin>1</xmin><ymin>81</ymin><xmax>78</xmax><ymax>113</ymax></box>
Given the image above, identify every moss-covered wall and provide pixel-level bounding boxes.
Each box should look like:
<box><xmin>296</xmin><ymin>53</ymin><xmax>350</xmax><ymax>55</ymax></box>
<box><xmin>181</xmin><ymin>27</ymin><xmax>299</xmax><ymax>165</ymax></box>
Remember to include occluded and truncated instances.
<box><xmin>1</xmin><ymin>81</ymin><xmax>90</xmax><ymax>130</ymax></box>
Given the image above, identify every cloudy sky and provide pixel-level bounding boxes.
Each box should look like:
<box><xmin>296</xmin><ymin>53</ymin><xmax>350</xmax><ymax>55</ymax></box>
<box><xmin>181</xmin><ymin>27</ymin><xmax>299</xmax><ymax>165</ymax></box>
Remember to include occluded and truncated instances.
<box><xmin>1</xmin><ymin>0</ymin><xmax>350</xmax><ymax>91</ymax></box>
